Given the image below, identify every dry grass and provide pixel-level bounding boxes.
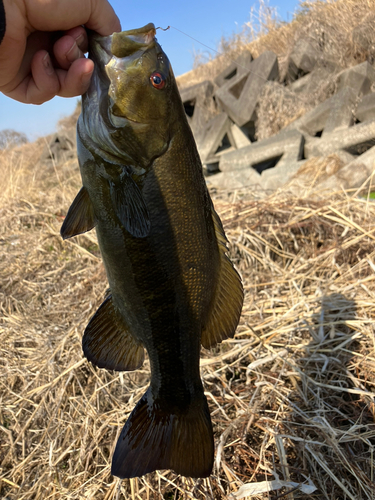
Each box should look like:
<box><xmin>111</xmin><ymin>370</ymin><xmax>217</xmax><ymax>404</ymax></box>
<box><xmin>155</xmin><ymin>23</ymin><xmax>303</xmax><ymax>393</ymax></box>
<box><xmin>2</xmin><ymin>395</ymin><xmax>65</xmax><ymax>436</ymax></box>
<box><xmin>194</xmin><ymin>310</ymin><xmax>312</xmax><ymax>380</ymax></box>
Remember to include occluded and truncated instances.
<box><xmin>1</xmin><ymin>137</ymin><xmax>375</xmax><ymax>500</ymax></box>
<box><xmin>178</xmin><ymin>0</ymin><xmax>375</xmax><ymax>88</ymax></box>
<box><xmin>254</xmin><ymin>82</ymin><xmax>309</xmax><ymax>141</ymax></box>
<box><xmin>2</xmin><ymin>1</ymin><xmax>375</xmax><ymax>497</ymax></box>
<box><xmin>176</xmin><ymin>0</ymin><xmax>375</xmax><ymax>140</ymax></box>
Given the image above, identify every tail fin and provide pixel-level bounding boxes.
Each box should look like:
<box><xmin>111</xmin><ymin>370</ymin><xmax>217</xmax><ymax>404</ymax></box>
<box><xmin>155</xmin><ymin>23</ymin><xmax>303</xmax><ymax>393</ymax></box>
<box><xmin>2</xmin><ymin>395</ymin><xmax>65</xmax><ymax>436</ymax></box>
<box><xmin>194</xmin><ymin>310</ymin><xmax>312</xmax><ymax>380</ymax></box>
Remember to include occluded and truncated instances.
<box><xmin>111</xmin><ymin>389</ymin><xmax>214</xmax><ymax>479</ymax></box>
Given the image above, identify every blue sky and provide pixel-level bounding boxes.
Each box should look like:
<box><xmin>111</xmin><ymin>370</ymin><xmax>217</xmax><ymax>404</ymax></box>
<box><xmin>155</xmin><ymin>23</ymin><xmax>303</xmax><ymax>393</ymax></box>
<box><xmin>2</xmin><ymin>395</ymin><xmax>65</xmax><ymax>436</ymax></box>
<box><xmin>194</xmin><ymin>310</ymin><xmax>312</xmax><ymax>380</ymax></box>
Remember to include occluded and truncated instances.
<box><xmin>0</xmin><ymin>0</ymin><xmax>302</xmax><ymax>140</ymax></box>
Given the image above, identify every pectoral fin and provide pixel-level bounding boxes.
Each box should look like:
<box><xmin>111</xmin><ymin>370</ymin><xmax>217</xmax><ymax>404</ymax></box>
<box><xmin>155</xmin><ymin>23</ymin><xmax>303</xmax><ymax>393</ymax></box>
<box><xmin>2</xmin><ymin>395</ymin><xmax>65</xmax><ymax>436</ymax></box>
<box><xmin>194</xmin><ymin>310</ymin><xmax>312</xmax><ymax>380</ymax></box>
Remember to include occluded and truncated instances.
<box><xmin>109</xmin><ymin>174</ymin><xmax>150</xmax><ymax>238</ymax></box>
<box><xmin>83</xmin><ymin>294</ymin><xmax>144</xmax><ymax>371</ymax></box>
<box><xmin>60</xmin><ymin>187</ymin><xmax>96</xmax><ymax>239</ymax></box>
<box><xmin>201</xmin><ymin>207</ymin><xmax>244</xmax><ymax>348</ymax></box>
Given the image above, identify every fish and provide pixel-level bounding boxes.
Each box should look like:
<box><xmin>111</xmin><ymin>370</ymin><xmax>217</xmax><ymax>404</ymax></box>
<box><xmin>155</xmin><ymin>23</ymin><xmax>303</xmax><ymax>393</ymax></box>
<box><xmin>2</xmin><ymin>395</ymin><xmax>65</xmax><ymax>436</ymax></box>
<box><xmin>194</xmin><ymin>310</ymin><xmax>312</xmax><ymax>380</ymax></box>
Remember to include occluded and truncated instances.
<box><xmin>60</xmin><ymin>23</ymin><xmax>243</xmax><ymax>479</ymax></box>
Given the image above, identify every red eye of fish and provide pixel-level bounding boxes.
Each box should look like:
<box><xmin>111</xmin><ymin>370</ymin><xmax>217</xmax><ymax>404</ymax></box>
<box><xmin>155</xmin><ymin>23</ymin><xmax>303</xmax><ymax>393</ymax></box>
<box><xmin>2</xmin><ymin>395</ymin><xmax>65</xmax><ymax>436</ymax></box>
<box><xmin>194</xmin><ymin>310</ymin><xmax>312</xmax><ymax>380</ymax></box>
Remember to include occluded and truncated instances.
<box><xmin>150</xmin><ymin>72</ymin><xmax>165</xmax><ymax>89</ymax></box>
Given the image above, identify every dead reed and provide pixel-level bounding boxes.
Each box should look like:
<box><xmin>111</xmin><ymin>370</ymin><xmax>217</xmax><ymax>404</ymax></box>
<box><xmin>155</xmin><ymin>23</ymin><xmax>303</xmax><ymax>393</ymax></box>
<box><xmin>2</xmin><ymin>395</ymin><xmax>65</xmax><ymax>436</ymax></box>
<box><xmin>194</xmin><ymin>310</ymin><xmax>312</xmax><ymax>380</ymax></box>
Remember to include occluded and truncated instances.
<box><xmin>2</xmin><ymin>2</ymin><xmax>375</xmax><ymax>496</ymax></box>
<box><xmin>0</xmin><ymin>139</ymin><xmax>374</xmax><ymax>499</ymax></box>
<box><xmin>178</xmin><ymin>0</ymin><xmax>375</xmax><ymax>88</ymax></box>
<box><xmin>177</xmin><ymin>0</ymin><xmax>375</xmax><ymax>141</ymax></box>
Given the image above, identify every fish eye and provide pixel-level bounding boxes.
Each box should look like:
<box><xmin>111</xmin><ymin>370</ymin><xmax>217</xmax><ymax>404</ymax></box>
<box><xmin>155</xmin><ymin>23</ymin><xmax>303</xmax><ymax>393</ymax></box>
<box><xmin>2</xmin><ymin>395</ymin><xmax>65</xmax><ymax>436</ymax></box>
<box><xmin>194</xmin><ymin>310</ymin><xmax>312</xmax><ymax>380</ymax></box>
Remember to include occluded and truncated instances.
<box><xmin>150</xmin><ymin>72</ymin><xmax>165</xmax><ymax>89</ymax></box>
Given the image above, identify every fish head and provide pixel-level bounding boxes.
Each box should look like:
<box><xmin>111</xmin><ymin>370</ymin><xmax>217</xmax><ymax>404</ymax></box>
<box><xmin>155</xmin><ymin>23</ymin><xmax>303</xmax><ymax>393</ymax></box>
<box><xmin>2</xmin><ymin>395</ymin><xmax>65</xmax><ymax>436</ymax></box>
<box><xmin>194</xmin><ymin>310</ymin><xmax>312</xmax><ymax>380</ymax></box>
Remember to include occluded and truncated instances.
<box><xmin>83</xmin><ymin>24</ymin><xmax>182</xmax><ymax>168</ymax></box>
<box><xmin>107</xmin><ymin>24</ymin><xmax>171</xmax><ymax>124</ymax></box>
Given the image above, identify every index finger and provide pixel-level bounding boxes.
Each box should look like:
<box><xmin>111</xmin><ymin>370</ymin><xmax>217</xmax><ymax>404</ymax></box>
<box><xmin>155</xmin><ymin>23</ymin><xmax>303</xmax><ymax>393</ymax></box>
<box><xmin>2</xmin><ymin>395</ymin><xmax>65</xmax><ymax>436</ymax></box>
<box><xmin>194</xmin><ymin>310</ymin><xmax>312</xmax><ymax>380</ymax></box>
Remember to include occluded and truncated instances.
<box><xmin>0</xmin><ymin>0</ymin><xmax>121</xmax><ymax>89</ymax></box>
<box><xmin>84</xmin><ymin>0</ymin><xmax>122</xmax><ymax>36</ymax></box>
<box><xmin>24</xmin><ymin>0</ymin><xmax>121</xmax><ymax>36</ymax></box>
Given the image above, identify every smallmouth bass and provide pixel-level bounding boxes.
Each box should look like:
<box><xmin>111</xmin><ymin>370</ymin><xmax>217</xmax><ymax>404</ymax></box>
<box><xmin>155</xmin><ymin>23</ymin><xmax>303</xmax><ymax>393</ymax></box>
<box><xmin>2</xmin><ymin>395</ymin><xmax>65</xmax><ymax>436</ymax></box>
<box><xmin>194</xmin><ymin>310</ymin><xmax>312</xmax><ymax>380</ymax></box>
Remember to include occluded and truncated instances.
<box><xmin>61</xmin><ymin>23</ymin><xmax>243</xmax><ymax>479</ymax></box>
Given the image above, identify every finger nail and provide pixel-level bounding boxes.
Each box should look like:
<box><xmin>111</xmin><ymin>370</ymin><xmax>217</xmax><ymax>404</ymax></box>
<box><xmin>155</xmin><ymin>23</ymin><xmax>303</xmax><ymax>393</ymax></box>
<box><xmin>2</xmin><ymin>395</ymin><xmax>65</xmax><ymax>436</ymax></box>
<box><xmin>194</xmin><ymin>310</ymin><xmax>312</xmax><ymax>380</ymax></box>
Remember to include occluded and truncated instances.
<box><xmin>43</xmin><ymin>53</ymin><xmax>55</xmax><ymax>76</ymax></box>
<box><xmin>75</xmin><ymin>34</ymin><xmax>84</xmax><ymax>48</ymax></box>
<box><xmin>66</xmin><ymin>41</ymin><xmax>81</xmax><ymax>62</ymax></box>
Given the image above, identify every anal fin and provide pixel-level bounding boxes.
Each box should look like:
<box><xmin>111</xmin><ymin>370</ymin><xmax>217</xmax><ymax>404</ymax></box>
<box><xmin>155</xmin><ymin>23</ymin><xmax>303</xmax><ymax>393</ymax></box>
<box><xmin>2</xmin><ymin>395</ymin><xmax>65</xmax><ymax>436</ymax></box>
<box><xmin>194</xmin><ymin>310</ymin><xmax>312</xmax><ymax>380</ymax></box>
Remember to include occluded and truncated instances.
<box><xmin>83</xmin><ymin>294</ymin><xmax>144</xmax><ymax>371</ymax></box>
<box><xmin>201</xmin><ymin>207</ymin><xmax>244</xmax><ymax>349</ymax></box>
<box><xmin>60</xmin><ymin>186</ymin><xmax>96</xmax><ymax>239</ymax></box>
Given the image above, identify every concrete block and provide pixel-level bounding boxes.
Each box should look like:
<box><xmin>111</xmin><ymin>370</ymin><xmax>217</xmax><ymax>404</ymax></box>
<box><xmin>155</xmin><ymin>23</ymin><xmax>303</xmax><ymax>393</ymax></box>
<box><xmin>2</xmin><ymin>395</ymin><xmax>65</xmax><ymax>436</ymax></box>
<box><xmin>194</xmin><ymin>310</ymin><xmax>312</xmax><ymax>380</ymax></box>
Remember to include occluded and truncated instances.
<box><xmin>198</xmin><ymin>113</ymin><xmax>232</xmax><ymax>164</ymax></box>
<box><xmin>337</xmin><ymin>61</ymin><xmax>375</xmax><ymax>96</ymax></box>
<box><xmin>316</xmin><ymin>145</ymin><xmax>375</xmax><ymax>192</ymax></box>
<box><xmin>305</xmin><ymin>119</ymin><xmax>375</xmax><ymax>158</ymax></box>
<box><xmin>198</xmin><ymin>113</ymin><xmax>252</xmax><ymax>165</ymax></box>
<box><xmin>215</xmin><ymin>51</ymin><xmax>279</xmax><ymax>127</ymax></box>
<box><xmin>230</xmin><ymin>123</ymin><xmax>252</xmax><ymax>149</ymax></box>
<box><xmin>288</xmin><ymin>39</ymin><xmax>319</xmax><ymax>79</ymax></box>
<box><xmin>179</xmin><ymin>80</ymin><xmax>215</xmax><ymax>138</ymax></box>
<box><xmin>261</xmin><ymin>160</ymin><xmax>307</xmax><ymax>190</ymax></box>
<box><xmin>205</xmin><ymin>168</ymin><xmax>261</xmax><ymax>190</ymax></box>
<box><xmin>355</xmin><ymin>92</ymin><xmax>375</xmax><ymax>122</ymax></box>
<box><xmin>289</xmin><ymin>67</ymin><xmax>335</xmax><ymax>95</ymax></box>
<box><xmin>219</xmin><ymin>129</ymin><xmax>304</xmax><ymax>173</ymax></box>
<box><xmin>337</xmin><ymin>146</ymin><xmax>375</xmax><ymax>179</ymax></box>
<box><xmin>214</xmin><ymin>50</ymin><xmax>253</xmax><ymax>87</ymax></box>
<box><xmin>333</xmin><ymin>150</ymin><xmax>356</xmax><ymax>165</ymax></box>
<box><xmin>287</xmin><ymin>88</ymin><xmax>356</xmax><ymax>139</ymax></box>
<box><xmin>289</xmin><ymin>72</ymin><xmax>313</xmax><ymax>93</ymax></box>
<box><xmin>322</xmin><ymin>87</ymin><xmax>356</xmax><ymax>136</ymax></box>
<box><xmin>286</xmin><ymin>98</ymin><xmax>331</xmax><ymax>137</ymax></box>
<box><xmin>40</xmin><ymin>132</ymin><xmax>75</xmax><ymax>163</ymax></box>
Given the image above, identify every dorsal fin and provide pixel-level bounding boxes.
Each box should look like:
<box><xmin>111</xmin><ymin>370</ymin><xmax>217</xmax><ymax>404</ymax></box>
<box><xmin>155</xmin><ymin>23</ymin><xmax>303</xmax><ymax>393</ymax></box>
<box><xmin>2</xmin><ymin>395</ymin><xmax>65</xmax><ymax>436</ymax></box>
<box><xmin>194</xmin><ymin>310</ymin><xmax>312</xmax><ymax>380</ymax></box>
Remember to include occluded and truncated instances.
<box><xmin>201</xmin><ymin>207</ymin><xmax>243</xmax><ymax>349</ymax></box>
<box><xmin>60</xmin><ymin>186</ymin><xmax>96</xmax><ymax>239</ymax></box>
<box><xmin>83</xmin><ymin>294</ymin><xmax>144</xmax><ymax>371</ymax></box>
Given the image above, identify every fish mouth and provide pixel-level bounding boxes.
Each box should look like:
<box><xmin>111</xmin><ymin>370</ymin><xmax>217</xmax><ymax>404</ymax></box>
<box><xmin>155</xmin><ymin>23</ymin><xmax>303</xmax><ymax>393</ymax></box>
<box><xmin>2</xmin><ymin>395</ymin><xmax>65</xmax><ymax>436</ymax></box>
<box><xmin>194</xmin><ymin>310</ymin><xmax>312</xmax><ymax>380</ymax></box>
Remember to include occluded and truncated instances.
<box><xmin>89</xmin><ymin>23</ymin><xmax>156</xmax><ymax>64</ymax></box>
<box><xmin>85</xmin><ymin>23</ymin><xmax>161</xmax><ymax>132</ymax></box>
<box><xmin>116</xmin><ymin>23</ymin><xmax>156</xmax><ymax>46</ymax></box>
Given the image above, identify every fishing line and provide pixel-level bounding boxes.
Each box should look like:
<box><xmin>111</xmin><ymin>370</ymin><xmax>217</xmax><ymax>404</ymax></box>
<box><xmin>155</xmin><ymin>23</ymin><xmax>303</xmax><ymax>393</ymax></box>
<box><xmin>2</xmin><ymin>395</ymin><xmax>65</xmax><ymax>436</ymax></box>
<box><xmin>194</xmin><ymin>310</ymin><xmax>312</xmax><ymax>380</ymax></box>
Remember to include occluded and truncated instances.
<box><xmin>156</xmin><ymin>25</ymin><xmax>271</xmax><ymax>84</ymax></box>
<box><xmin>156</xmin><ymin>25</ymin><xmax>309</xmax><ymax>111</ymax></box>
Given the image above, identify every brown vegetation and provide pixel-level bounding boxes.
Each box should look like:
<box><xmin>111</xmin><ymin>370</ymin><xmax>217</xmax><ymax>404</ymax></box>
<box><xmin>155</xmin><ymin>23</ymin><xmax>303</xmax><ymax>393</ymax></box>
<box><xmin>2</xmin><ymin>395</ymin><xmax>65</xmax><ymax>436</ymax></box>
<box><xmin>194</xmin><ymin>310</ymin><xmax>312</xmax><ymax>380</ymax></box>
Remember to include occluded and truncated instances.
<box><xmin>177</xmin><ymin>0</ymin><xmax>375</xmax><ymax>141</ymax></box>
<box><xmin>178</xmin><ymin>0</ymin><xmax>375</xmax><ymax>87</ymax></box>
<box><xmin>1</xmin><ymin>1</ymin><xmax>375</xmax><ymax>498</ymax></box>
<box><xmin>1</xmin><ymin>129</ymin><xmax>375</xmax><ymax>500</ymax></box>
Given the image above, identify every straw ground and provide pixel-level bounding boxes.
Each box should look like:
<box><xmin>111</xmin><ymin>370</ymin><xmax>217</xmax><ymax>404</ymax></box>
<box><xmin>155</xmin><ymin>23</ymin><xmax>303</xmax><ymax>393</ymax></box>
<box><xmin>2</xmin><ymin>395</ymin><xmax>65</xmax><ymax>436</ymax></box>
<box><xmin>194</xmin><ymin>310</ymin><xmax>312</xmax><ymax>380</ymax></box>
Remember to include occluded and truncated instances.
<box><xmin>1</xmin><ymin>0</ymin><xmax>375</xmax><ymax>497</ymax></box>
<box><xmin>1</xmin><ymin>134</ymin><xmax>375</xmax><ymax>499</ymax></box>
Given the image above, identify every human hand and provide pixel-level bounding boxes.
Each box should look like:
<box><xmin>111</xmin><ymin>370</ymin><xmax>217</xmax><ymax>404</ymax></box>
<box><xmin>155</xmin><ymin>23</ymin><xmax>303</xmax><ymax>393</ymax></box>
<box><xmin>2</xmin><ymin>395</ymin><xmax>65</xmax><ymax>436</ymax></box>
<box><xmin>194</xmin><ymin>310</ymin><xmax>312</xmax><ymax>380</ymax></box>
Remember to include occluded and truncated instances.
<box><xmin>0</xmin><ymin>0</ymin><xmax>121</xmax><ymax>104</ymax></box>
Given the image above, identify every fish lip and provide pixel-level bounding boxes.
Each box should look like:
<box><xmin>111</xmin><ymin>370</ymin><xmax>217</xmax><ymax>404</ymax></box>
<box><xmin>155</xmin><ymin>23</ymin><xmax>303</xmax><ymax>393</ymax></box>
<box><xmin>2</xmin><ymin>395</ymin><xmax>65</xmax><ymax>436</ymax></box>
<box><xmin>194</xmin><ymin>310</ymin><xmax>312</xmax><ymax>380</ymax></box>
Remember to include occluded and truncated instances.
<box><xmin>89</xmin><ymin>23</ymin><xmax>157</xmax><ymax>64</ymax></box>
<box><xmin>91</xmin><ymin>23</ymin><xmax>156</xmax><ymax>51</ymax></box>
<box><xmin>118</xmin><ymin>23</ymin><xmax>156</xmax><ymax>44</ymax></box>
